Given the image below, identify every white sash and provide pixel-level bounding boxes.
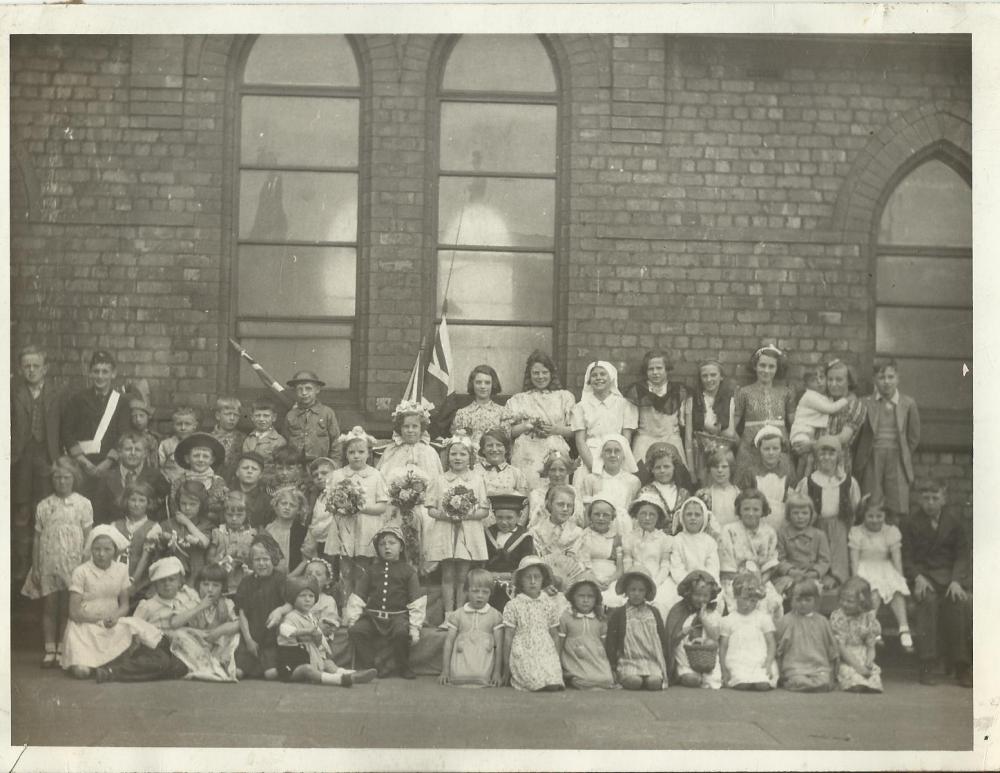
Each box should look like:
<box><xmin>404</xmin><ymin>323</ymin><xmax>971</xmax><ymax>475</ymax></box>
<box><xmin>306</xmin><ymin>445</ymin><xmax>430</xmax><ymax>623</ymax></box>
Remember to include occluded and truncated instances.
<box><xmin>78</xmin><ymin>389</ymin><xmax>120</xmax><ymax>455</ymax></box>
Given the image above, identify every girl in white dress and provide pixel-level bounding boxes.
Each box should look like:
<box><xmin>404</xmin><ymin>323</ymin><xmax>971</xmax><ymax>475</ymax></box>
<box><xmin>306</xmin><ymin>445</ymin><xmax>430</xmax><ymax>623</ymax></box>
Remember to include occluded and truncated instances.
<box><xmin>669</xmin><ymin>496</ymin><xmax>721</xmax><ymax>585</ymax></box>
<box><xmin>849</xmin><ymin>499</ymin><xmax>914</xmax><ymax>652</ymax></box>
<box><xmin>624</xmin><ymin>493</ymin><xmax>677</xmax><ymax>617</ymax></box>
<box><xmin>577</xmin><ymin>498</ymin><xmax>626</xmax><ymax>609</ymax></box>
<box><xmin>504</xmin><ymin>350</ymin><xmax>577</xmax><ymax>491</ymax></box>
<box><xmin>719</xmin><ymin>572</ymin><xmax>778</xmax><ymax>690</ymax></box>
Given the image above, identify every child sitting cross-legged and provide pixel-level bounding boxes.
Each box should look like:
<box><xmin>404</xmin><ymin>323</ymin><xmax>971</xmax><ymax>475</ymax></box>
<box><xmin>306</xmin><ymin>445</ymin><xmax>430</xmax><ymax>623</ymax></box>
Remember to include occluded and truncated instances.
<box><xmin>344</xmin><ymin>526</ymin><xmax>427</xmax><ymax>679</ymax></box>
<box><xmin>276</xmin><ymin>575</ymin><xmax>376</xmax><ymax>687</ymax></box>
<box><xmin>439</xmin><ymin>568</ymin><xmax>504</xmax><ymax>688</ymax></box>
<box><xmin>557</xmin><ymin>575</ymin><xmax>616</xmax><ymax>690</ymax></box>
<box><xmin>775</xmin><ymin>579</ymin><xmax>839</xmax><ymax>692</ymax></box>
<box><xmin>665</xmin><ymin>569</ymin><xmax>723</xmax><ymax>689</ymax></box>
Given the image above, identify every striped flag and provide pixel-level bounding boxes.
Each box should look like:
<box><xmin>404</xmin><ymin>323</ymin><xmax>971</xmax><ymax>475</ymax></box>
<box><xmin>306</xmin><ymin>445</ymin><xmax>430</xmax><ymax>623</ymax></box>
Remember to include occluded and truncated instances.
<box><xmin>426</xmin><ymin>315</ymin><xmax>454</xmax><ymax>400</ymax></box>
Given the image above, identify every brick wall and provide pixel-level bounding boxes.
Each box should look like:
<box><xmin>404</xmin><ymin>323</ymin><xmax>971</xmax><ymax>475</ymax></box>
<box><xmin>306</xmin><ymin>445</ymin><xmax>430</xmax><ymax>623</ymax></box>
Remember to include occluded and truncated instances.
<box><xmin>10</xmin><ymin>34</ymin><xmax>972</xmax><ymax>496</ymax></box>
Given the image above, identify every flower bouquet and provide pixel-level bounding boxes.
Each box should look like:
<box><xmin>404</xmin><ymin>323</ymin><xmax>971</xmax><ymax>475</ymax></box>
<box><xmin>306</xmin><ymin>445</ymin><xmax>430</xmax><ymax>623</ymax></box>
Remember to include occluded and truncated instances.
<box><xmin>514</xmin><ymin>412</ymin><xmax>546</xmax><ymax>439</ymax></box>
<box><xmin>326</xmin><ymin>478</ymin><xmax>366</xmax><ymax>519</ymax></box>
<box><xmin>388</xmin><ymin>470</ymin><xmax>428</xmax><ymax>517</ymax></box>
<box><xmin>442</xmin><ymin>484</ymin><xmax>479</xmax><ymax>523</ymax></box>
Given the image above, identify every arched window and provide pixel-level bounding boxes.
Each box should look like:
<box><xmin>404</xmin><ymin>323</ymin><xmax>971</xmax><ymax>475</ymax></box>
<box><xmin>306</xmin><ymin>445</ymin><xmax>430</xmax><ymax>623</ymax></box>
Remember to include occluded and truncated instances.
<box><xmin>234</xmin><ymin>35</ymin><xmax>360</xmax><ymax>392</ymax></box>
<box><xmin>436</xmin><ymin>35</ymin><xmax>559</xmax><ymax>393</ymax></box>
<box><xmin>875</xmin><ymin>156</ymin><xmax>971</xmax><ymax>422</ymax></box>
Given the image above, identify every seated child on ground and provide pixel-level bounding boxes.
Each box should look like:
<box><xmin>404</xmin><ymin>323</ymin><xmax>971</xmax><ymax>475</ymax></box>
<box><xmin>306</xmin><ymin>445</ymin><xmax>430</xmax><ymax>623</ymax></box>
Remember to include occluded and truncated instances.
<box><xmin>719</xmin><ymin>572</ymin><xmax>777</xmax><ymax>691</ymax></box>
<box><xmin>605</xmin><ymin>568</ymin><xmax>669</xmax><ymax>691</ymax></box>
<box><xmin>233</xmin><ymin>533</ymin><xmax>287</xmax><ymax>680</ymax></box>
<box><xmin>665</xmin><ymin>569</ymin><xmax>723</xmax><ymax>689</ymax></box>
<box><xmin>830</xmin><ymin>577</ymin><xmax>883</xmax><ymax>693</ymax></box>
<box><xmin>558</xmin><ymin>575</ymin><xmax>615</xmax><ymax>690</ymax></box>
<box><xmin>502</xmin><ymin>556</ymin><xmax>564</xmax><ymax>692</ymax></box>
<box><xmin>166</xmin><ymin>562</ymin><xmax>241</xmax><ymax>682</ymax></box>
<box><xmin>775</xmin><ymin>579</ymin><xmax>839</xmax><ymax>692</ymax></box>
<box><xmin>439</xmin><ymin>568</ymin><xmax>504</xmax><ymax>688</ymax></box>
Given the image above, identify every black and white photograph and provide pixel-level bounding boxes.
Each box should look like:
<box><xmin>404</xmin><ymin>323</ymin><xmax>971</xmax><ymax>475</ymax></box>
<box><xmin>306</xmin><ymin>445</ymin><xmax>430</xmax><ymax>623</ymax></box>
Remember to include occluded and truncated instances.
<box><xmin>2</xmin><ymin>2</ymin><xmax>993</xmax><ymax>770</ymax></box>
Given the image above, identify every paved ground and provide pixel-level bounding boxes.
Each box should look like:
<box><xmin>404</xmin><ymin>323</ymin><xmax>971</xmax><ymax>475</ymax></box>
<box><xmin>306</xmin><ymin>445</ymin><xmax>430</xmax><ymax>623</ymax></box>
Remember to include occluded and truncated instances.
<box><xmin>10</xmin><ymin>648</ymin><xmax>973</xmax><ymax>751</ymax></box>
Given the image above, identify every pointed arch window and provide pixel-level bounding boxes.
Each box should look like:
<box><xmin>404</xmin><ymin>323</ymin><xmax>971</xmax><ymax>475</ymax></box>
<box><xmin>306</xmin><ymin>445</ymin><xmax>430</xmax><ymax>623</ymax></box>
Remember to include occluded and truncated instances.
<box><xmin>235</xmin><ymin>35</ymin><xmax>360</xmax><ymax>391</ymax></box>
<box><xmin>875</xmin><ymin>157</ymin><xmax>971</xmax><ymax>418</ymax></box>
<box><xmin>436</xmin><ymin>35</ymin><xmax>560</xmax><ymax>392</ymax></box>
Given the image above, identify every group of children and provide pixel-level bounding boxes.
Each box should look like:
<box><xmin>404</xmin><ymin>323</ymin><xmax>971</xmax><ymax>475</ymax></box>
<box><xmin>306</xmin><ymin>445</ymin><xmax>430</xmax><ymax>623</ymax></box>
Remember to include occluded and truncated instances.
<box><xmin>18</xmin><ymin>346</ymin><xmax>973</xmax><ymax>694</ymax></box>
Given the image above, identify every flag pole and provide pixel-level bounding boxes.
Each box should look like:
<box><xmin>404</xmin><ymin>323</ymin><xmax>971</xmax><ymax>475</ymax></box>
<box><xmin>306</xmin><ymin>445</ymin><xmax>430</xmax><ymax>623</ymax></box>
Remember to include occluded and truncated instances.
<box><xmin>416</xmin><ymin>334</ymin><xmax>427</xmax><ymax>402</ymax></box>
<box><xmin>227</xmin><ymin>338</ymin><xmax>294</xmax><ymax>407</ymax></box>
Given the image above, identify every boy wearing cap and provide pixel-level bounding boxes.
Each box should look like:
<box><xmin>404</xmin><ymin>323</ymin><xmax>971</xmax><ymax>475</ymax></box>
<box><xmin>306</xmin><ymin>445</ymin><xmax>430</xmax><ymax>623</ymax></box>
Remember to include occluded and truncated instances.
<box><xmin>61</xmin><ymin>349</ymin><xmax>131</xmax><ymax>495</ymax></box>
<box><xmin>12</xmin><ymin>345</ymin><xmax>64</xmax><ymax>581</ymax></box>
<box><xmin>344</xmin><ymin>526</ymin><xmax>426</xmax><ymax>679</ymax></box>
<box><xmin>172</xmin><ymin>432</ymin><xmax>229</xmax><ymax>523</ymax></box>
<box><xmin>283</xmin><ymin>371</ymin><xmax>341</xmax><ymax>466</ymax></box>
<box><xmin>211</xmin><ymin>396</ymin><xmax>247</xmax><ymax>482</ymax></box>
<box><xmin>484</xmin><ymin>494</ymin><xmax>535</xmax><ymax>612</ymax></box>
<box><xmin>127</xmin><ymin>397</ymin><xmax>161</xmax><ymax>471</ymax></box>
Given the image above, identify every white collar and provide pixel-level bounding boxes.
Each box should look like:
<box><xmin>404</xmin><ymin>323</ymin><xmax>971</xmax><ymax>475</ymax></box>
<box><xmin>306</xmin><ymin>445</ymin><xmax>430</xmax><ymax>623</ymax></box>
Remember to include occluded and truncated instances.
<box><xmin>572</xmin><ymin>611</ymin><xmax>597</xmax><ymax>619</ymax></box>
<box><xmin>463</xmin><ymin>603</ymin><xmax>491</xmax><ymax>615</ymax></box>
<box><xmin>647</xmin><ymin>381</ymin><xmax>668</xmax><ymax>397</ymax></box>
<box><xmin>875</xmin><ymin>390</ymin><xmax>899</xmax><ymax>405</ymax></box>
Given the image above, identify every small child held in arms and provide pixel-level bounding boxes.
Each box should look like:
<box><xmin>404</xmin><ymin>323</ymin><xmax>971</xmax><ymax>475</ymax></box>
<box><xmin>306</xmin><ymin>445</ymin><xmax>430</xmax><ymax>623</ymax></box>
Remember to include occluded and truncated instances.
<box><xmin>558</xmin><ymin>575</ymin><xmax>616</xmax><ymax>690</ymax></box>
<box><xmin>665</xmin><ymin>569</ymin><xmax>723</xmax><ymax>689</ymax></box>
<box><xmin>172</xmin><ymin>432</ymin><xmax>229</xmax><ymax>524</ymax></box>
<box><xmin>849</xmin><ymin>498</ymin><xmax>913</xmax><ymax>652</ymax></box>
<box><xmin>209</xmin><ymin>491</ymin><xmax>256</xmax><ymax>594</ymax></box>
<box><xmin>719</xmin><ymin>572</ymin><xmax>777</xmax><ymax>691</ymax></box>
<box><xmin>127</xmin><ymin>396</ymin><xmax>160</xmax><ymax>471</ymax></box>
<box><xmin>773</xmin><ymin>492</ymin><xmax>832</xmax><ymax>598</ymax></box>
<box><xmin>345</xmin><ymin>526</ymin><xmax>427</xmax><ymax>679</ymax></box>
<box><xmin>24</xmin><ymin>457</ymin><xmax>93</xmax><ymax>668</ymax></box>
<box><xmin>211</xmin><ymin>396</ymin><xmax>246</xmax><ymax>483</ymax></box>
<box><xmin>789</xmin><ymin>367</ymin><xmax>849</xmax><ymax>451</ymax></box>
<box><xmin>283</xmin><ymin>371</ymin><xmax>340</xmax><ymax>465</ymax></box>
<box><xmin>775</xmin><ymin>579</ymin><xmax>839</xmax><ymax>692</ymax></box>
<box><xmin>166</xmin><ymin>562</ymin><xmax>241</xmax><ymax>682</ymax></box>
<box><xmin>324</xmin><ymin>427</ymin><xmax>389</xmax><ymax>602</ymax></box>
<box><xmin>277</xmin><ymin>575</ymin><xmax>375</xmax><ymax>687</ymax></box>
<box><xmin>605</xmin><ymin>568</ymin><xmax>670</xmax><ymax>691</ymax></box>
<box><xmin>483</xmin><ymin>494</ymin><xmax>535</xmax><ymax>613</ymax></box>
<box><xmin>439</xmin><ymin>568</ymin><xmax>505</xmax><ymax>688</ymax></box>
<box><xmin>502</xmin><ymin>556</ymin><xmax>564</xmax><ymax>691</ymax></box>
<box><xmin>243</xmin><ymin>397</ymin><xmax>288</xmax><ymax>480</ymax></box>
<box><xmin>830</xmin><ymin>577</ymin><xmax>883</xmax><ymax>693</ymax></box>
<box><xmin>158</xmin><ymin>406</ymin><xmax>200</xmax><ymax>484</ymax></box>
<box><xmin>856</xmin><ymin>358</ymin><xmax>921</xmax><ymax>523</ymax></box>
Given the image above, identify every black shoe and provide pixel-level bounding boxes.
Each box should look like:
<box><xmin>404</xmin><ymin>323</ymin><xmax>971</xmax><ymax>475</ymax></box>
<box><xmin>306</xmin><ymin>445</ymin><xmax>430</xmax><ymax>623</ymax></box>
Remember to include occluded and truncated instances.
<box><xmin>95</xmin><ymin>666</ymin><xmax>113</xmax><ymax>684</ymax></box>
<box><xmin>919</xmin><ymin>665</ymin><xmax>938</xmax><ymax>686</ymax></box>
<box><xmin>351</xmin><ymin>668</ymin><xmax>377</xmax><ymax>685</ymax></box>
<box><xmin>340</xmin><ymin>674</ymin><xmax>353</xmax><ymax>688</ymax></box>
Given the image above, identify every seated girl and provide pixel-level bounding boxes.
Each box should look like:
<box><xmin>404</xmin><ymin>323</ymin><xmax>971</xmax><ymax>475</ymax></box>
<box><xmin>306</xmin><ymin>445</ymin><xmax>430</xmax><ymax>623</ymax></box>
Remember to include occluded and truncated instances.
<box><xmin>527</xmin><ymin>450</ymin><xmax>583</xmax><ymax>529</ymax></box>
<box><xmin>665</xmin><ymin>569</ymin><xmax>723</xmax><ymax>689</ymax></box>
<box><xmin>233</xmin><ymin>533</ymin><xmax>287</xmax><ymax>680</ymax></box>
<box><xmin>775</xmin><ymin>579</ymin><xmax>839</xmax><ymax>692</ymax></box>
<box><xmin>529</xmin><ymin>484</ymin><xmax>587</xmax><ymax>593</ymax></box>
<box><xmin>558</xmin><ymin>575</ymin><xmax>616</xmax><ymax>690</ymax></box>
<box><xmin>669</xmin><ymin>496</ymin><xmax>721</xmax><ymax>586</ymax></box>
<box><xmin>638</xmin><ymin>443</ymin><xmax>692</xmax><ymax>533</ymax></box>
<box><xmin>483</xmin><ymin>494</ymin><xmax>535</xmax><ymax>613</ymax></box>
<box><xmin>579</xmin><ymin>435</ymin><xmax>641</xmax><ymax>527</ymax></box>
<box><xmin>577</xmin><ymin>498</ymin><xmax>626</xmax><ymax>610</ymax></box>
<box><xmin>166</xmin><ymin>562</ymin><xmax>241</xmax><ymax>682</ymax></box>
<box><xmin>718</xmin><ymin>488</ymin><xmax>783</xmax><ymax>621</ymax></box>
<box><xmin>719</xmin><ymin>572</ymin><xmax>778</xmax><ymax>691</ymax></box>
<box><xmin>439</xmin><ymin>568</ymin><xmax>504</xmax><ymax>688</ymax></box>
<box><xmin>605</xmin><ymin>568</ymin><xmax>670</xmax><ymax>691</ymax></box>
<box><xmin>773</xmin><ymin>492</ymin><xmax>832</xmax><ymax>598</ymax></box>
<box><xmin>624</xmin><ymin>494</ymin><xmax>677</xmax><ymax>617</ymax></box>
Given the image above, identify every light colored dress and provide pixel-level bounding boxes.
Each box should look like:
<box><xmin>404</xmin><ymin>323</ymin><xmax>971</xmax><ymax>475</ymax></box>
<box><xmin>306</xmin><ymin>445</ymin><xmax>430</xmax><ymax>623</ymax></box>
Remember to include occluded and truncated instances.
<box><xmin>558</xmin><ymin>610</ymin><xmax>615</xmax><ymax>689</ymax></box>
<box><xmin>135</xmin><ymin>586</ymin><xmax>202</xmax><ymax>629</ymax></box>
<box><xmin>578</xmin><ymin>528</ymin><xmax>625</xmax><ymax>608</ymax></box>
<box><xmin>670</xmin><ymin>530</ymin><xmax>721</xmax><ymax>585</ymax></box>
<box><xmin>848</xmin><ymin>524</ymin><xmax>910</xmax><ymax>601</ymax></box>
<box><xmin>530</xmin><ymin>518</ymin><xmax>586</xmax><ymax>587</ymax></box>
<box><xmin>718</xmin><ymin>521</ymin><xmax>783</xmax><ymax>621</ymax></box>
<box><xmin>377</xmin><ymin>440</ymin><xmax>443</xmax><ymax>571</ymax></box>
<box><xmin>504</xmin><ymin>389</ymin><xmax>576</xmax><ymax>490</ymax></box>
<box><xmin>166</xmin><ymin>596</ymin><xmax>241</xmax><ymax>682</ymax></box>
<box><xmin>580</xmin><ymin>470</ymin><xmax>641</xmax><ymax>531</ymax></box>
<box><xmin>830</xmin><ymin>608</ymin><xmax>883</xmax><ymax>692</ymax></box>
<box><xmin>324</xmin><ymin>465</ymin><xmax>390</xmax><ymax>559</ymax></box>
<box><xmin>617</xmin><ymin>603</ymin><xmax>668</xmax><ymax>684</ymax></box>
<box><xmin>752</xmin><ymin>471</ymin><xmax>791</xmax><ymax>534</ymax></box>
<box><xmin>33</xmin><ymin>492</ymin><xmax>93</xmax><ymax>596</ymax></box>
<box><xmin>450</xmin><ymin>401</ymin><xmax>510</xmax><ymax>449</ymax></box>
<box><xmin>571</xmin><ymin>393</ymin><xmax>638</xmax><ymax>471</ymax></box>
<box><xmin>444</xmin><ymin>603</ymin><xmax>503</xmax><ymax>687</ymax></box>
<box><xmin>720</xmin><ymin>608</ymin><xmax>778</xmax><ymax>687</ymax></box>
<box><xmin>527</xmin><ymin>485</ymin><xmax>585</xmax><ymax>529</ymax></box>
<box><xmin>426</xmin><ymin>470</ymin><xmax>488</xmax><ymax>562</ymax></box>
<box><xmin>61</xmin><ymin>560</ymin><xmax>156</xmax><ymax>669</ymax></box>
<box><xmin>502</xmin><ymin>592</ymin><xmax>564</xmax><ymax>691</ymax></box>
<box><xmin>674</xmin><ymin>609</ymin><xmax>723</xmax><ymax>689</ymax></box>
<box><xmin>625</xmin><ymin>529</ymin><xmax>677</xmax><ymax>617</ymax></box>
<box><xmin>696</xmin><ymin>485</ymin><xmax>740</xmax><ymax>529</ymax></box>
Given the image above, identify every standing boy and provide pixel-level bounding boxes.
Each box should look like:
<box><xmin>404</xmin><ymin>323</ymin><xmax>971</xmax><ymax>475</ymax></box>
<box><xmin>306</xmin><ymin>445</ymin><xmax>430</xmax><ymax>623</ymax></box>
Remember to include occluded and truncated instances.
<box><xmin>211</xmin><ymin>396</ymin><xmax>247</xmax><ymax>482</ymax></box>
<box><xmin>854</xmin><ymin>359</ymin><xmax>920</xmax><ymax>522</ymax></box>
<box><xmin>12</xmin><ymin>345</ymin><xmax>64</xmax><ymax>581</ymax></box>
<box><xmin>283</xmin><ymin>371</ymin><xmax>340</xmax><ymax>466</ymax></box>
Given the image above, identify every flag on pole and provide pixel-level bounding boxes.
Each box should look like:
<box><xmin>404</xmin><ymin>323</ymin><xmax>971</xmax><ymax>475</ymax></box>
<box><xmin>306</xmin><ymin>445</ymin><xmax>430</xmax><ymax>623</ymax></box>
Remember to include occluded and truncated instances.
<box><xmin>426</xmin><ymin>315</ymin><xmax>454</xmax><ymax>401</ymax></box>
<box><xmin>402</xmin><ymin>348</ymin><xmax>422</xmax><ymax>404</ymax></box>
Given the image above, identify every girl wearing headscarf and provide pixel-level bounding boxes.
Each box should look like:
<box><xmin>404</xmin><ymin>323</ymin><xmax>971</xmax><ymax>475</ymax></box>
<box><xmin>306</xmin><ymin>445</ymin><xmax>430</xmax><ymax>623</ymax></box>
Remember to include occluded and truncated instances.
<box><xmin>669</xmin><ymin>496</ymin><xmax>721</xmax><ymax>586</ymax></box>
<box><xmin>665</xmin><ymin>570</ymin><xmax>723</xmax><ymax>688</ymax></box>
<box><xmin>504</xmin><ymin>350</ymin><xmax>577</xmax><ymax>490</ymax></box>
<box><xmin>578</xmin><ymin>435</ymin><xmax>641</xmax><ymax>525</ymax></box>
<box><xmin>571</xmin><ymin>361</ymin><xmax>638</xmax><ymax>475</ymax></box>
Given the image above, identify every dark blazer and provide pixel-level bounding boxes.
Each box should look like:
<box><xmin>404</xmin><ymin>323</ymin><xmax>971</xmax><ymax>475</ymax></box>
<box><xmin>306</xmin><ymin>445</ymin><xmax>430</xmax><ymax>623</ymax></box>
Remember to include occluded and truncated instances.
<box><xmin>853</xmin><ymin>392</ymin><xmax>920</xmax><ymax>484</ymax></box>
<box><xmin>60</xmin><ymin>386</ymin><xmax>131</xmax><ymax>464</ymax></box>
<box><xmin>92</xmin><ymin>464</ymin><xmax>171</xmax><ymax>524</ymax></box>
<box><xmin>605</xmin><ymin>602</ymin><xmax>670</xmax><ymax>675</ymax></box>
<box><xmin>11</xmin><ymin>379</ymin><xmax>64</xmax><ymax>464</ymax></box>
<box><xmin>901</xmin><ymin>509</ymin><xmax>970</xmax><ymax>590</ymax></box>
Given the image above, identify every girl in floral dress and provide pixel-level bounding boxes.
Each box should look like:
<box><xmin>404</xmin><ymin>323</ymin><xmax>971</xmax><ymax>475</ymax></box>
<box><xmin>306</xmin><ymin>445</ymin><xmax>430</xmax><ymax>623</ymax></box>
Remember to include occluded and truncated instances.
<box><xmin>377</xmin><ymin>400</ymin><xmax>443</xmax><ymax>573</ymax></box>
<box><xmin>504</xmin><ymin>350</ymin><xmax>577</xmax><ymax>491</ymax></box>
<box><xmin>731</xmin><ymin>344</ymin><xmax>795</xmax><ymax>480</ymax></box>
<box><xmin>24</xmin><ymin>457</ymin><xmax>93</xmax><ymax>667</ymax></box>
<box><xmin>450</xmin><ymin>365</ymin><xmax>510</xmax><ymax>449</ymax></box>
<box><xmin>830</xmin><ymin>577</ymin><xmax>883</xmax><ymax>693</ymax></box>
<box><xmin>502</xmin><ymin>556</ymin><xmax>564</xmax><ymax>691</ymax></box>
<box><xmin>426</xmin><ymin>433</ymin><xmax>490</xmax><ymax>615</ymax></box>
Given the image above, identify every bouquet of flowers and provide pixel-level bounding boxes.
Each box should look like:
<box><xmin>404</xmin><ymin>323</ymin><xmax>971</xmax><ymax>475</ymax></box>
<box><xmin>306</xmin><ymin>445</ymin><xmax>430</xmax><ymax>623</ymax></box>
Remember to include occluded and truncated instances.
<box><xmin>150</xmin><ymin>529</ymin><xmax>192</xmax><ymax>558</ymax></box>
<box><xmin>388</xmin><ymin>470</ymin><xmax>428</xmax><ymax>516</ymax></box>
<box><xmin>442</xmin><ymin>484</ymin><xmax>479</xmax><ymax>523</ymax></box>
<box><xmin>513</xmin><ymin>412</ymin><xmax>546</xmax><ymax>439</ymax></box>
<box><xmin>326</xmin><ymin>478</ymin><xmax>366</xmax><ymax>518</ymax></box>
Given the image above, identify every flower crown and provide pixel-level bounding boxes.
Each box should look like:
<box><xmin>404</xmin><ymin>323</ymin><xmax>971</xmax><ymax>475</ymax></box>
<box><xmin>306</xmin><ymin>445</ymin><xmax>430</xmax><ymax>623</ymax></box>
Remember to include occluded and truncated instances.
<box><xmin>441</xmin><ymin>430</ymin><xmax>476</xmax><ymax>453</ymax></box>
<box><xmin>336</xmin><ymin>425</ymin><xmax>376</xmax><ymax>449</ymax></box>
<box><xmin>391</xmin><ymin>399</ymin><xmax>434</xmax><ymax>422</ymax></box>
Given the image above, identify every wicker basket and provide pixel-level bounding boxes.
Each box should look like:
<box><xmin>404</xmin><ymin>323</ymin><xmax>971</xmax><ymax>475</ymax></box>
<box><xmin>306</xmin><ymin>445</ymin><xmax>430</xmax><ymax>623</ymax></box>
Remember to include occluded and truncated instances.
<box><xmin>683</xmin><ymin>638</ymin><xmax>719</xmax><ymax>674</ymax></box>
